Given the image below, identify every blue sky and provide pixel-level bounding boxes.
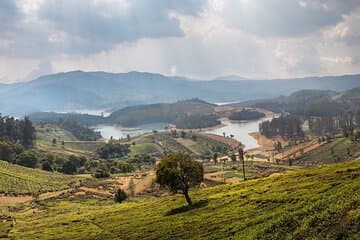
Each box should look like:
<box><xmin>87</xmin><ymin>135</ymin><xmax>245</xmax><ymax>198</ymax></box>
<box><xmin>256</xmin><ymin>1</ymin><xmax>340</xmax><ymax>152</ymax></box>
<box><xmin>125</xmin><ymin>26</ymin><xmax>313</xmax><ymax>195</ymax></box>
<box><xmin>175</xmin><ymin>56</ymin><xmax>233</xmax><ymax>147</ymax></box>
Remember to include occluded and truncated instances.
<box><xmin>0</xmin><ymin>0</ymin><xmax>359</xmax><ymax>83</ymax></box>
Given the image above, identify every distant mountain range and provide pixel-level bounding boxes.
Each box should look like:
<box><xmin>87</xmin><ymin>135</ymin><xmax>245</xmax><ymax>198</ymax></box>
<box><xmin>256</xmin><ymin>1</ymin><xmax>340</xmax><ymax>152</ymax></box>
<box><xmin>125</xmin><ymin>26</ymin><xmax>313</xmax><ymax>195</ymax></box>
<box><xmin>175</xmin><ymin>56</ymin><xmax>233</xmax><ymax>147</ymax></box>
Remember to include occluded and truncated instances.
<box><xmin>0</xmin><ymin>70</ymin><xmax>359</xmax><ymax>116</ymax></box>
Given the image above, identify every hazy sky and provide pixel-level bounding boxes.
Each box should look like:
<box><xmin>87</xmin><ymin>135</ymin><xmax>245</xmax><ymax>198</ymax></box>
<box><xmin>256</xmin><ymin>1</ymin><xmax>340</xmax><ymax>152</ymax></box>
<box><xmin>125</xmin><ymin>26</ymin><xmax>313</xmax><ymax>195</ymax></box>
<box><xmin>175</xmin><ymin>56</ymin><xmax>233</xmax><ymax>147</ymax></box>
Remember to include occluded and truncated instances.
<box><xmin>0</xmin><ymin>0</ymin><xmax>359</xmax><ymax>83</ymax></box>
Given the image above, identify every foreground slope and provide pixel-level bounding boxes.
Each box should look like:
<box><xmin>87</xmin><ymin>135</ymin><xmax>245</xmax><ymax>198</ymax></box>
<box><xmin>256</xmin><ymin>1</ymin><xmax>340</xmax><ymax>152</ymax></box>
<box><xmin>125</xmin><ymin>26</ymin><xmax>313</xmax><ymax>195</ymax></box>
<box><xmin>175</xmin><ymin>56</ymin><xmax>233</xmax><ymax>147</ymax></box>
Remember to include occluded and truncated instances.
<box><xmin>11</xmin><ymin>159</ymin><xmax>360</xmax><ymax>239</ymax></box>
<box><xmin>0</xmin><ymin>160</ymin><xmax>80</xmax><ymax>194</ymax></box>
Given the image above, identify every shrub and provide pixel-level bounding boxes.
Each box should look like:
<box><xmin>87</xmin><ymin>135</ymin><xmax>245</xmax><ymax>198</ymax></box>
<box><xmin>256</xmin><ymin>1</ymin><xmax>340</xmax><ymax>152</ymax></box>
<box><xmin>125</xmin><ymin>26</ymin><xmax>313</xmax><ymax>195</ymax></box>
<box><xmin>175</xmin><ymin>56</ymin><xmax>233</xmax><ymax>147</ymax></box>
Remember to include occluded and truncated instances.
<box><xmin>114</xmin><ymin>189</ymin><xmax>127</xmax><ymax>203</ymax></box>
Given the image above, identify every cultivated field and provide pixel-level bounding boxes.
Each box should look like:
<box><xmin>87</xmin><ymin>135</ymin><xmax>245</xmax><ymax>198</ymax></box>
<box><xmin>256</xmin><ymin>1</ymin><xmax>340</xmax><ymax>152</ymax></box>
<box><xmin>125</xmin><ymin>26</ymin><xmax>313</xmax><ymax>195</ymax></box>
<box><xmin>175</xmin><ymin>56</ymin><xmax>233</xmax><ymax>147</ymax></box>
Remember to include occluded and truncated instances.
<box><xmin>8</xmin><ymin>159</ymin><xmax>360</xmax><ymax>239</ymax></box>
<box><xmin>0</xmin><ymin>160</ymin><xmax>81</xmax><ymax>195</ymax></box>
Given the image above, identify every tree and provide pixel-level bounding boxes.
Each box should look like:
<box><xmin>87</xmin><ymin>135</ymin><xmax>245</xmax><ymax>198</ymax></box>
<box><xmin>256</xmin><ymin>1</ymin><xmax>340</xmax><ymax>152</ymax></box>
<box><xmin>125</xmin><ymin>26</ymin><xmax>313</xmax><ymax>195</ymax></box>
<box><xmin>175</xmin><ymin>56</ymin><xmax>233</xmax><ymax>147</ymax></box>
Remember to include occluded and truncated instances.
<box><xmin>128</xmin><ymin>179</ymin><xmax>135</xmax><ymax>197</ymax></box>
<box><xmin>213</xmin><ymin>152</ymin><xmax>218</xmax><ymax>164</ymax></box>
<box><xmin>230</xmin><ymin>153</ymin><xmax>236</xmax><ymax>162</ymax></box>
<box><xmin>17</xmin><ymin>151</ymin><xmax>38</xmax><ymax>168</ymax></box>
<box><xmin>238</xmin><ymin>148</ymin><xmax>246</xmax><ymax>181</ymax></box>
<box><xmin>114</xmin><ymin>189</ymin><xmax>127</xmax><ymax>203</ymax></box>
<box><xmin>156</xmin><ymin>153</ymin><xmax>203</xmax><ymax>205</ymax></box>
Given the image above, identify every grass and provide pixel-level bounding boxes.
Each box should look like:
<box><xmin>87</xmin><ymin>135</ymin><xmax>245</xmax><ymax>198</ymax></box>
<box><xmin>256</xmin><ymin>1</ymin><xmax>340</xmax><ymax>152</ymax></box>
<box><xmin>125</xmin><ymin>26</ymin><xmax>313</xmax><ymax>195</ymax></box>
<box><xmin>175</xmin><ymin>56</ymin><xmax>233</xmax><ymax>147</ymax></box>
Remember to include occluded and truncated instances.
<box><xmin>9</xmin><ymin>159</ymin><xmax>360</xmax><ymax>239</ymax></box>
<box><xmin>295</xmin><ymin>138</ymin><xmax>360</xmax><ymax>166</ymax></box>
<box><xmin>0</xmin><ymin>160</ymin><xmax>82</xmax><ymax>195</ymax></box>
<box><xmin>127</xmin><ymin>132</ymin><xmax>231</xmax><ymax>160</ymax></box>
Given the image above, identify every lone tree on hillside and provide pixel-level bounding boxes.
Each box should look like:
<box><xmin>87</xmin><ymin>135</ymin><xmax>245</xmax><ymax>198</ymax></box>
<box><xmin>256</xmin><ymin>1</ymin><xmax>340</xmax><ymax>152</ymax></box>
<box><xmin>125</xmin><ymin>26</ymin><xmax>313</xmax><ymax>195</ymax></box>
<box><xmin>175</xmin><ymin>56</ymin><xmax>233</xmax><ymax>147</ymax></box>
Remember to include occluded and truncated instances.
<box><xmin>238</xmin><ymin>147</ymin><xmax>246</xmax><ymax>180</ymax></box>
<box><xmin>156</xmin><ymin>153</ymin><xmax>204</xmax><ymax>206</ymax></box>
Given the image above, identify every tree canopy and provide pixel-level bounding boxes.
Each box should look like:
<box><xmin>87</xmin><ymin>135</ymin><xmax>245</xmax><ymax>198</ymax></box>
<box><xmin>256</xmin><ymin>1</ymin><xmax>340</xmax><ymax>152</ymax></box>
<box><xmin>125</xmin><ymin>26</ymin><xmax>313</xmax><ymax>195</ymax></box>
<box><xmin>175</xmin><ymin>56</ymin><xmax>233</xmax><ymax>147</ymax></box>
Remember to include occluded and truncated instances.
<box><xmin>156</xmin><ymin>153</ymin><xmax>204</xmax><ymax>205</ymax></box>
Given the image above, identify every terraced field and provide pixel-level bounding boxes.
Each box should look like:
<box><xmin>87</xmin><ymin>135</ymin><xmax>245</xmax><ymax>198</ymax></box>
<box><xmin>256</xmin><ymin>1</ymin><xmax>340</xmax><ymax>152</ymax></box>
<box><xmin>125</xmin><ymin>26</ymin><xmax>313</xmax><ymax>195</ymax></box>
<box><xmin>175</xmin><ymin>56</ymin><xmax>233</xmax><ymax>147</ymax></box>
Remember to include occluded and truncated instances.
<box><xmin>0</xmin><ymin>160</ymin><xmax>81</xmax><ymax>195</ymax></box>
<box><xmin>9</xmin><ymin>159</ymin><xmax>360</xmax><ymax>239</ymax></box>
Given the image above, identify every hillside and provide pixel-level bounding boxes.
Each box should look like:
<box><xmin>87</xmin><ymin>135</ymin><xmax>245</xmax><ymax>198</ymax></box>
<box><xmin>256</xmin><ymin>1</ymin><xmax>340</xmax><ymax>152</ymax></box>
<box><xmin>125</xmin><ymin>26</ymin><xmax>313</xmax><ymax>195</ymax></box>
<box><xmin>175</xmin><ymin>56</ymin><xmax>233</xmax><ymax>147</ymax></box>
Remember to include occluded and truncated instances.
<box><xmin>9</xmin><ymin>159</ymin><xmax>360</xmax><ymax>239</ymax></box>
<box><xmin>109</xmin><ymin>99</ymin><xmax>216</xmax><ymax>126</ymax></box>
<box><xmin>0</xmin><ymin>160</ymin><xmax>80</xmax><ymax>195</ymax></box>
<box><xmin>1</xmin><ymin>71</ymin><xmax>360</xmax><ymax>116</ymax></box>
<box><xmin>234</xmin><ymin>88</ymin><xmax>360</xmax><ymax>117</ymax></box>
<box><xmin>29</xmin><ymin>99</ymin><xmax>220</xmax><ymax>129</ymax></box>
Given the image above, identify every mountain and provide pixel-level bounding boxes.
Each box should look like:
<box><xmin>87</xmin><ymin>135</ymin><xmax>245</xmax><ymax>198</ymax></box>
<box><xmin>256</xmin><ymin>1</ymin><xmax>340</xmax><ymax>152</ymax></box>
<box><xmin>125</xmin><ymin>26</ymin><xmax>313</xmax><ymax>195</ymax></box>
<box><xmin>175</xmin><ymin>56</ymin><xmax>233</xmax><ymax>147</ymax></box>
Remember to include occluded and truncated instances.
<box><xmin>1</xmin><ymin>71</ymin><xmax>360</xmax><ymax>116</ymax></box>
<box><xmin>213</xmin><ymin>75</ymin><xmax>250</xmax><ymax>81</ymax></box>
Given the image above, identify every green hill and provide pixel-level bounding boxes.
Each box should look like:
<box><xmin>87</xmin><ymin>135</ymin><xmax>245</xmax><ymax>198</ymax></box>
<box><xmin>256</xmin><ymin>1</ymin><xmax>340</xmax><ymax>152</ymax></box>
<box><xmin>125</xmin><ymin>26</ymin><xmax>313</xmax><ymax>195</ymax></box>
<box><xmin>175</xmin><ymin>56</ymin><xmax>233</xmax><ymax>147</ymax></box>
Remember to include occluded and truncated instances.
<box><xmin>109</xmin><ymin>98</ymin><xmax>217</xmax><ymax>128</ymax></box>
<box><xmin>10</xmin><ymin>159</ymin><xmax>360</xmax><ymax>239</ymax></box>
<box><xmin>0</xmin><ymin>160</ymin><xmax>81</xmax><ymax>195</ymax></box>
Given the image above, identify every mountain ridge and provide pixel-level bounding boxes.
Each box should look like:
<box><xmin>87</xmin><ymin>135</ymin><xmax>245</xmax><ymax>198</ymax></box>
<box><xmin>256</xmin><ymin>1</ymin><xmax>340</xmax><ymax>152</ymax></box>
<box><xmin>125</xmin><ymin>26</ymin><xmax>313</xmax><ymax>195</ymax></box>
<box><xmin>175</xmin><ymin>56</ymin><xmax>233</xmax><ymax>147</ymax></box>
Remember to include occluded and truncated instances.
<box><xmin>1</xmin><ymin>71</ymin><xmax>359</xmax><ymax>116</ymax></box>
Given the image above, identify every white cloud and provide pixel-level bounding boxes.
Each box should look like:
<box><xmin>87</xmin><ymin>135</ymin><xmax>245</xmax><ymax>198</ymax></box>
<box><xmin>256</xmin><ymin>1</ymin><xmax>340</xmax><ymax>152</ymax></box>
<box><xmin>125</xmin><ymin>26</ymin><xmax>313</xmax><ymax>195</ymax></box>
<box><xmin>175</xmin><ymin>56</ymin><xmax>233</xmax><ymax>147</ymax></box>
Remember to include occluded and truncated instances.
<box><xmin>0</xmin><ymin>0</ymin><xmax>359</xmax><ymax>82</ymax></box>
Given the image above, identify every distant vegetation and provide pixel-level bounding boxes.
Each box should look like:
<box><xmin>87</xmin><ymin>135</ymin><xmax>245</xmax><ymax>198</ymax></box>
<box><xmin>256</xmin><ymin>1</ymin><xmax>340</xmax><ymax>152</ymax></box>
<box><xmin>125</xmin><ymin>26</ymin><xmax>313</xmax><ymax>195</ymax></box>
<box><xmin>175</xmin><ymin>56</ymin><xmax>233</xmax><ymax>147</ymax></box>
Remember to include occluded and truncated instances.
<box><xmin>259</xmin><ymin>115</ymin><xmax>304</xmax><ymax>138</ymax></box>
<box><xmin>56</xmin><ymin>119</ymin><xmax>101</xmax><ymax>141</ymax></box>
<box><xmin>109</xmin><ymin>99</ymin><xmax>218</xmax><ymax>129</ymax></box>
<box><xmin>30</xmin><ymin>99</ymin><xmax>222</xmax><ymax>129</ymax></box>
<box><xmin>228</xmin><ymin>109</ymin><xmax>265</xmax><ymax>121</ymax></box>
<box><xmin>97</xmin><ymin>142</ymin><xmax>131</xmax><ymax>159</ymax></box>
<box><xmin>173</xmin><ymin>114</ymin><xmax>220</xmax><ymax>129</ymax></box>
<box><xmin>0</xmin><ymin>115</ymin><xmax>35</xmax><ymax>147</ymax></box>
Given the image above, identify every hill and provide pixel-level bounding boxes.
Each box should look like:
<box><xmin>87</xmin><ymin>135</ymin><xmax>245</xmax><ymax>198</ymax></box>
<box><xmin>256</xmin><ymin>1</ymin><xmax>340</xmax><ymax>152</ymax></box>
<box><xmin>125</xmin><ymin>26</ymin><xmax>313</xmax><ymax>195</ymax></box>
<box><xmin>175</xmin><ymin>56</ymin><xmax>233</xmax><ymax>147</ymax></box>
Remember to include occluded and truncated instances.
<box><xmin>9</xmin><ymin>159</ymin><xmax>360</xmax><ymax>239</ymax></box>
<box><xmin>29</xmin><ymin>99</ymin><xmax>220</xmax><ymax>129</ymax></box>
<box><xmin>109</xmin><ymin>99</ymin><xmax>217</xmax><ymax>127</ymax></box>
<box><xmin>233</xmin><ymin>88</ymin><xmax>360</xmax><ymax>117</ymax></box>
<box><xmin>0</xmin><ymin>160</ymin><xmax>81</xmax><ymax>195</ymax></box>
<box><xmin>1</xmin><ymin>71</ymin><xmax>360</xmax><ymax>116</ymax></box>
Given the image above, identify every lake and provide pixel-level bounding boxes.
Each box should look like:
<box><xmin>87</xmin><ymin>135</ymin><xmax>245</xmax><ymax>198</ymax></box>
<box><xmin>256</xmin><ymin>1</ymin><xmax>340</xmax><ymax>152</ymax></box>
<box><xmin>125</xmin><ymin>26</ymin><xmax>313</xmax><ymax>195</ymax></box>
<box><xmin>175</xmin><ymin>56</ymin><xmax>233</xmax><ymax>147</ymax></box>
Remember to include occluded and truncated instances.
<box><xmin>93</xmin><ymin>122</ymin><xmax>169</xmax><ymax>140</ymax></box>
<box><xmin>205</xmin><ymin>117</ymin><xmax>272</xmax><ymax>150</ymax></box>
<box><xmin>94</xmin><ymin>117</ymin><xmax>272</xmax><ymax>149</ymax></box>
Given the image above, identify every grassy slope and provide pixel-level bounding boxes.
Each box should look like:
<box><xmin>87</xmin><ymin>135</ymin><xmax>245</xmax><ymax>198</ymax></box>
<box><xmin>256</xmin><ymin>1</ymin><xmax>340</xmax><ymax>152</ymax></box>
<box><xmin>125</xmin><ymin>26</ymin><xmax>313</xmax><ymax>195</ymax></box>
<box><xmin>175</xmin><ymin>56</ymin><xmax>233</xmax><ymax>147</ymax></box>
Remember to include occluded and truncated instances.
<box><xmin>127</xmin><ymin>132</ymin><xmax>231</xmax><ymax>159</ymax></box>
<box><xmin>295</xmin><ymin>138</ymin><xmax>360</xmax><ymax>166</ymax></box>
<box><xmin>0</xmin><ymin>160</ymin><xmax>81</xmax><ymax>194</ymax></box>
<box><xmin>11</xmin><ymin>159</ymin><xmax>360</xmax><ymax>239</ymax></box>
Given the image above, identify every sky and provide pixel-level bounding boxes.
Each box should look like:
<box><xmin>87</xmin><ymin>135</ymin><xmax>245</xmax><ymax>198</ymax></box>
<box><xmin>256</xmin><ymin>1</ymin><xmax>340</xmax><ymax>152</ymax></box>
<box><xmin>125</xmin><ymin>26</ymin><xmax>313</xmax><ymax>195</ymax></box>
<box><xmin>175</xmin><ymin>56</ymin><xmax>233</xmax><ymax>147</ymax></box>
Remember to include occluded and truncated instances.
<box><xmin>0</xmin><ymin>0</ymin><xmax>359</xmax><ymax>83</ymax></box>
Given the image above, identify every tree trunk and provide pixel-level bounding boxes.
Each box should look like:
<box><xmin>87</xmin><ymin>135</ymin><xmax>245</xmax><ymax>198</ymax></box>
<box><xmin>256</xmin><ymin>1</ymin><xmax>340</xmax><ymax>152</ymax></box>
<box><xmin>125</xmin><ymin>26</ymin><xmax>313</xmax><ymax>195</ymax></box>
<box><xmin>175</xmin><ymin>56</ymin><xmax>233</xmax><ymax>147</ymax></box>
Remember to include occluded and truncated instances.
<box><xmin>242</xmin><ymin>158</ymin><xmax>246</xmax><ymax>181</ymax></box>
<box><xmin>183</xmin><ymin>188</ymin><xmax>192</xmax><ymax>206</ymax></box>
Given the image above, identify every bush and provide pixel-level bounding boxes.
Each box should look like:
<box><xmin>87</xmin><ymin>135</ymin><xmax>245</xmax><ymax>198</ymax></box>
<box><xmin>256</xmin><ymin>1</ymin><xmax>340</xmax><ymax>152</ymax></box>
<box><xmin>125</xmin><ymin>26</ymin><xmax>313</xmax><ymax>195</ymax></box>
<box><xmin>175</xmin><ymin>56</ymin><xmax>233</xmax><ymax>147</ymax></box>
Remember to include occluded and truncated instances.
<box><xmin>114</xmin><ymin>189</ymin><xmax>127</xmax><ymax>203</ymax></box>
<box><xmin>93</xmin><ymin>169</ymin><xmax>110</xmax><ymax>178</ymax></box>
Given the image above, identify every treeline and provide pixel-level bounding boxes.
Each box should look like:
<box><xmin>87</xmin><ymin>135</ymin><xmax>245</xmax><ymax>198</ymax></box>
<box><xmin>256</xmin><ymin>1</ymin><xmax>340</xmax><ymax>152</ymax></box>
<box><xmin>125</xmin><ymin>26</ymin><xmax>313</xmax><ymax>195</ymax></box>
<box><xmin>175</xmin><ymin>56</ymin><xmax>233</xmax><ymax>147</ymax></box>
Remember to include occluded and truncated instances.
<box><xmin>29</xmin><ymin>112</ymin><xmax>105</xmax><ymax>126</ymax></box>
<box><xmin>0</xmin><ymin>116</ymin><xmax>35</xmax><ymax>147</ymax></box>
<box><xmin>174</xmin><ymin>114</ymin><xmax>221</xmax><ymax>129</ymax></box>
<box><xmin>309</xmin><ymin>111</ymin><xmax>360</xmax><ymax>139</ymax></box>
<box><xmin>229</xmin><ymin>109</ymin><xmax>265</xmax><ymax>121</ymax></box>
<box><xmin>109</xmin><ymin>99</ymin><xmax>217</xmax><ymax>129</ymax></box>
<box><xmin>57</xmin><ymin>119</ymin><xmax>101</xmax><ymax>141</ymax></box>
<box><xmin>259</xmin><ymin>115</ymin><xmax>304</xmax><ymax>138</ymax></box>
<box><xmin>97</xmin><ymin>143</ymin><xmax>131</xmax><ymax>159</ymax></box>
<box><xmin>253</xmin><ymin>96</ymin><xmax>345</xmax><ymax>117</ymax></box>
<box><xmin>0</xmin><ymin>140</ymin><xmax>87</xmax><ymax>174</ymax></box>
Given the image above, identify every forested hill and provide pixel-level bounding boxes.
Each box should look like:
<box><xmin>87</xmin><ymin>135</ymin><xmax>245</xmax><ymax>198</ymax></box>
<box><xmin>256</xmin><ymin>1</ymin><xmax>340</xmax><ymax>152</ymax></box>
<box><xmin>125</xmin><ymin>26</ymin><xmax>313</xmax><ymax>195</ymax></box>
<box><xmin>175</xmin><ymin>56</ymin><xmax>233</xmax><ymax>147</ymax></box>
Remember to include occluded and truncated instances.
<box><xmin>29</xmin><ymin>99</ymin><xmax>220</xmax><ymax>129</ymax></box>
<box><xmin>233</xmin><ymin>87</ymin><xmax>360</xmax><ymax>117</ymax></box>
<box><xmin>108</xmin><ymin>99</ymin><xmax>216</xmax><ymax>127</ymax></box>
<box><xmin>1</xmin><ymin>70</ymin><xmax>359</xmax><ymax>116</ymax></box>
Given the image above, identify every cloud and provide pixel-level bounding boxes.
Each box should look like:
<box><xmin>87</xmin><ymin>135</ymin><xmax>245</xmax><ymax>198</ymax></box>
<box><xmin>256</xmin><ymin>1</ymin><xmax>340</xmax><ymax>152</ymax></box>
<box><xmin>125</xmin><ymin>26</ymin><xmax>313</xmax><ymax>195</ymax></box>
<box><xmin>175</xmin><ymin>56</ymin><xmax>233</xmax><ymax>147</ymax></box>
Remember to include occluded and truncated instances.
<box><xmin>0</xmin><ymin>0</ymin><xmax>359</xmax><ymax>82</ymax></box>
<box><xmin>0</xmin><ymin>0</ymin><xmax>20</xmax><ymax>32</ymax></box>
<box><xmin>221</xmin><ymin>0</ymin><xmax>360</xmax><ymax>37</ymax></box>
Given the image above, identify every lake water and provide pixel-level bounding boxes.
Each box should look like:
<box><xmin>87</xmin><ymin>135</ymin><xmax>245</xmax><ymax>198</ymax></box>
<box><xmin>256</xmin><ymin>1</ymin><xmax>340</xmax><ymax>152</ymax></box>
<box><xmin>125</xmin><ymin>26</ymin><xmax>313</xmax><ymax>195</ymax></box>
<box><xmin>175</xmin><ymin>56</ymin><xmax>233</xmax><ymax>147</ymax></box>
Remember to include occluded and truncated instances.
<box><xmin>205</xmin><ymin>117</ymin><xmax>272</xmax><ymax>150</ymax></box>
<box><xmin>93</xmin><ymin>122</ymin><xmax>169</xmax><ymax>140</ymax></box>
<box><xmin>94</xmin><ymin>117</ymin><xmax>272</xmax><ymax>150</ymax></box>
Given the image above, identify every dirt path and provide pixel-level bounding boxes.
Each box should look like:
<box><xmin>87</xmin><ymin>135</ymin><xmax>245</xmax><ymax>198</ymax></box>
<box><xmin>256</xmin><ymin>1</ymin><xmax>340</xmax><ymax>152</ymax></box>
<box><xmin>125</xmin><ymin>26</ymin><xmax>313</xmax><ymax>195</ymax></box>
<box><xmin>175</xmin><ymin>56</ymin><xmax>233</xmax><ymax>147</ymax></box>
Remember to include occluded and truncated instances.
<box><xmin>78</xmin><ymin>187</ymin><xmax>112</xmax><ymax>195</ymax></box>
<box><xmin>114</xmin><ymin>171</ymin><xmax>156</xmax><ymax>195</ymax></box>
<box><xmin>0</xmin><ymin>195</ymin><xmax>32</xmax><ymax>205</ymax></box>
<box><xmin>204</xmin><ymin>171</ymin><xmax>239</xmax><ymax>183</ymax></box>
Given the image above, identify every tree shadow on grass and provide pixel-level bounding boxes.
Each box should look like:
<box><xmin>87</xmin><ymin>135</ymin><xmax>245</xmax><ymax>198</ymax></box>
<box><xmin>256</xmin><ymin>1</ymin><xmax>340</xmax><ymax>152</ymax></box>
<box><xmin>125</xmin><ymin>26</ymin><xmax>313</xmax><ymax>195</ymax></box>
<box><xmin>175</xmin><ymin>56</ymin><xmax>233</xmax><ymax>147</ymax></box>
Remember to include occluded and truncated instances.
<box><xmin>165</xmin><ymin>199</ymin><xmax>209</xmax><ymax>216</ymax></box>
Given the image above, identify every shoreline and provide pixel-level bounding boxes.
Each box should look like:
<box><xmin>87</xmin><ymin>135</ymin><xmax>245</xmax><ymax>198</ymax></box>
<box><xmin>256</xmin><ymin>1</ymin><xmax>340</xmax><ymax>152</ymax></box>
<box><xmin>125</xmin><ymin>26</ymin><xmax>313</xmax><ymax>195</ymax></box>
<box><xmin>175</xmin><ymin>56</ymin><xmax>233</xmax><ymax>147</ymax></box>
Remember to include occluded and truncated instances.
<box><xmin>171</xmin><ymin>123</ymin><xmax>226</xmax><ymax>132</ymax></box>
